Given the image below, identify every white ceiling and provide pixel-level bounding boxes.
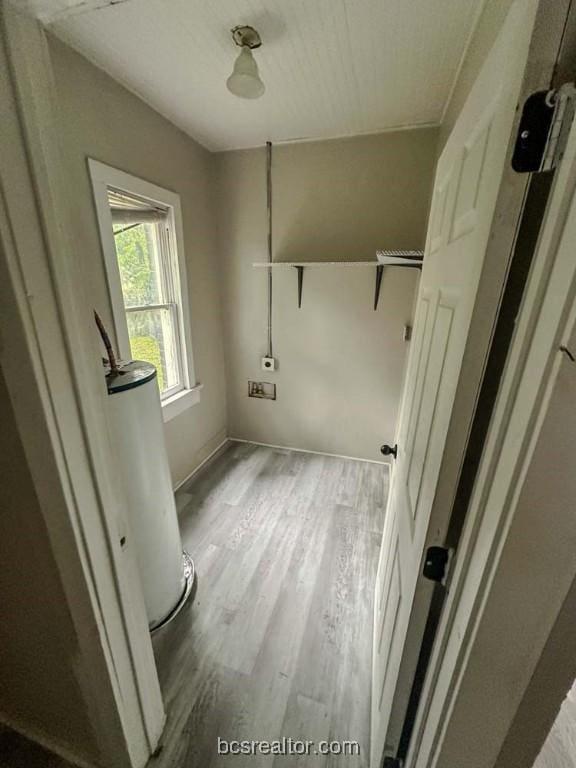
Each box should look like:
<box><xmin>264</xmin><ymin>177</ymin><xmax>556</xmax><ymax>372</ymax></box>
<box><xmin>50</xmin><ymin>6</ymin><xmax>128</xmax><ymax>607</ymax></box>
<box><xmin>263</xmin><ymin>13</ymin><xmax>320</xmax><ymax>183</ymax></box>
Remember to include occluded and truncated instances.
<box><xmin>25</xmin><ymin>0</ymin><xmax>483</xmax><ymax>152</ymax></box>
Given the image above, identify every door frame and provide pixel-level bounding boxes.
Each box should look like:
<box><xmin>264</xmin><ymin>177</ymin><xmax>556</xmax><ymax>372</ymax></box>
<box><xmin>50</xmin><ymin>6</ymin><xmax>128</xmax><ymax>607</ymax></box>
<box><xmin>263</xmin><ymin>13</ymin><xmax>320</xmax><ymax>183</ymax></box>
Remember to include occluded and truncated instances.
<box><xmin>381</xmin><ymin>0</ymin><xmax>572</xmax><ymax>760</ymax></box>
<box><xmin>385</xmin><ymin>0</ymin><xmax>576</xmax><ymax>762</ymax></box>
<box><xmin>410</xmin><ymin>106</ymin><xmax>576</xmax><ymax>768</ymax></box>
<box><xmin>0</xmin><ymin>5</ymin><xmax>164</xmax><ymax>766</ymax></box>
<box><xmin>404</xmin><ymin>2</ymin><xmax>576</xmax><ymax>766</ymax></box>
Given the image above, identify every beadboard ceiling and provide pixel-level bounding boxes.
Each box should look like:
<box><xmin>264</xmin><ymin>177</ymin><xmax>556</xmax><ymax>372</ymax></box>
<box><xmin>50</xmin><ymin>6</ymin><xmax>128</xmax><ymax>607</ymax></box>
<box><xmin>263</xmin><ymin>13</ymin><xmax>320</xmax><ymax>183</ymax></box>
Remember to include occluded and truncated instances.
<box><xmin>25</xmin><ymin>0</ymin><xmax>483</xmax><ymax>152</ymax></box>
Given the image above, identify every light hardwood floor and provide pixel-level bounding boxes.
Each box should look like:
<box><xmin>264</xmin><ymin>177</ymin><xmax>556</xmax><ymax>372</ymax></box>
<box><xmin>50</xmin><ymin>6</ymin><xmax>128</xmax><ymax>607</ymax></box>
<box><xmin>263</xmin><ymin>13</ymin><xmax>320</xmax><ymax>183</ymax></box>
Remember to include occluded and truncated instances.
<box><xmin>0</xmin><ymin>442</ymin><xmax>387</xmax><ymax>768</ymax></box>
<box><xmin>151</xmin><ymin>441</ymin><xmax>388</xmax><ymax>768</ymax></box>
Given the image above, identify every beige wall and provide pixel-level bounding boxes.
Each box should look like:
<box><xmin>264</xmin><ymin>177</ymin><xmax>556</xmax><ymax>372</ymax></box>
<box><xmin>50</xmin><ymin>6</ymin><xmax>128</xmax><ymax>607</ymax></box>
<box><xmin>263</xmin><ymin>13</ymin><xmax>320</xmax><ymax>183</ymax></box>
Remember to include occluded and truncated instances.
<box><xmin>46</xmin><ymin>35</ymin><xmax>440</xmax><ymax>472</ymax></box>
<box><xmin>47</xmin><ymin>36</ymin><xmax>227</xmax><ymax>487</ymax></box>
<box><xmin>0</xmin><ymin>371</ymin><xmax>101</xmax><ymax>764</ymax></box>
<box><xmin>439</xmin><ymin>0</ymin><xmax>516</xmax><ymax>150</ymax></box>
<box><xmin>215</xmin><ymin>129</ymin><xmax>437</xmax><ymax>460</ymax></box>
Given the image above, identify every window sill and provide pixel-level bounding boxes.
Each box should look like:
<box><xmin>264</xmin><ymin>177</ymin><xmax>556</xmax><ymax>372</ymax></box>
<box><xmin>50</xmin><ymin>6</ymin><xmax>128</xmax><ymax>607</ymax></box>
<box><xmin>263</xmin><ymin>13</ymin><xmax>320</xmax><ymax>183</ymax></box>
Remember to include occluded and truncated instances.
<box><xmin>162</xmin><ymin>384</ymin><xmax>203</xmax><ymax>423</ymax></box>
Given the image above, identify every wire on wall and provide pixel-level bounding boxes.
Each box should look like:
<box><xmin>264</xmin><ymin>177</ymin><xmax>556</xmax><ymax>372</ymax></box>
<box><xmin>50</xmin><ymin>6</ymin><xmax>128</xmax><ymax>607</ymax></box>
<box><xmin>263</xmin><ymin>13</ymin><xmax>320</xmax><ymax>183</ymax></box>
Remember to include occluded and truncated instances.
<box><xmin>266</xmin><ymin>141</ymin><xmax>273</xmax><ymax>358</ymax></box>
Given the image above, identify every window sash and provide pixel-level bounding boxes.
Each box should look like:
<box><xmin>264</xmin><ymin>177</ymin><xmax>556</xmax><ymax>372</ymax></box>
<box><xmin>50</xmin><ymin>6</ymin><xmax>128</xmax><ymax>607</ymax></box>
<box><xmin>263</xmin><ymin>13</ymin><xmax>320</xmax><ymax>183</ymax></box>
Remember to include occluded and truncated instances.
<box><xmin>117</xmin><ymin>219</ymin><xmax>185</xmax><ymax>401</ymax></box>
<box><xmin>124</xmin><ymin>303</ymin><xmax>184</xmax><ymax>401</ymax></box>
<box><xmin>125</xmin><ymin>302</ymin><xmax>174</xmax><ymax>313</ymax></box>
<box><xmin>89</xmin><ymin>158</ymin><xmax>197</xmax><ymax>421</ymax></box>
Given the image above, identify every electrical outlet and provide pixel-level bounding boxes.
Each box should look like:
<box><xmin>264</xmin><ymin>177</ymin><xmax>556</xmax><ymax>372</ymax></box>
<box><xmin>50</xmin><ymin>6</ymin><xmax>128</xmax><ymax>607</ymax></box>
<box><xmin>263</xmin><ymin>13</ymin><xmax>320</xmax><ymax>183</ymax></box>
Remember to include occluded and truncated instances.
<box><xmin>261</xmin><ymin>356</ymin><xmax>276</xmax><ymax>371</ymax></box>
<box><xmin>248</xmin><ymin>381</ymin><xmax>276</xmax><ymax>400</ymax></box>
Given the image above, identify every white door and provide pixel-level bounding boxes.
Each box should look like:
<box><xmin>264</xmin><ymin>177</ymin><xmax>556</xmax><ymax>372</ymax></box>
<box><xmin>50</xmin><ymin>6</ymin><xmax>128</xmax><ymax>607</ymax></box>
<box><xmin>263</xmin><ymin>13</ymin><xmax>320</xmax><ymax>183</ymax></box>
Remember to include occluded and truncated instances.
<box><xmin>371</xmin><ymin>1</ymin><xmax>539</xmax><ymax>764</ymax></box>
<box><xmin>412</xmin><ymin>106</ymin><xmax>576</xmax><ymax>768</ymax></box>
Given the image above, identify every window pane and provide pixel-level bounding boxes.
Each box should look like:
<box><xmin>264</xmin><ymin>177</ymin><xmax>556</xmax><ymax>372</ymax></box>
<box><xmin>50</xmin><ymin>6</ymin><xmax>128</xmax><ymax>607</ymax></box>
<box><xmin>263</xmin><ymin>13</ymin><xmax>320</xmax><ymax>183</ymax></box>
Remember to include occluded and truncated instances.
<box><xmin>114</xmin><ymin>223</ymin><xmax>162</xmax><ymax>308</ymax></box>
<box><xmin>126</xmin><ymin>307</ymin><xmax>181</xmax><ymax>396</ymax></box>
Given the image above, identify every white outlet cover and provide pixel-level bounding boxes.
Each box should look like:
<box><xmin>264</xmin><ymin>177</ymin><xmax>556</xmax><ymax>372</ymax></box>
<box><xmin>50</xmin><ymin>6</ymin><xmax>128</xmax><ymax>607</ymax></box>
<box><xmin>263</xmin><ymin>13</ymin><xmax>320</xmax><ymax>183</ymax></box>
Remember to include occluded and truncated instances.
<box><xmin>261</xmin><ymin>356</ymin><xmax>276</xmax><ymax>372</ymax></box>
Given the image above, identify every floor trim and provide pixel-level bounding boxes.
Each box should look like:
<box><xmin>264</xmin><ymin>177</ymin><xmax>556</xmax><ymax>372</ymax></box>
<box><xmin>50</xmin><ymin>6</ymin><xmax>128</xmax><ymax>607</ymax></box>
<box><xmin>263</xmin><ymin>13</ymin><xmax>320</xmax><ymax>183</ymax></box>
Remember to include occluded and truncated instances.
<box><xmin>173</xmin><ymin>438</ymin><xmax>231</xmax><ymax>492</ymax></box>
<box><xmin>229</xmin><ymin>437</ymin><xmax>389</xmax><ymax>467</ymax></box>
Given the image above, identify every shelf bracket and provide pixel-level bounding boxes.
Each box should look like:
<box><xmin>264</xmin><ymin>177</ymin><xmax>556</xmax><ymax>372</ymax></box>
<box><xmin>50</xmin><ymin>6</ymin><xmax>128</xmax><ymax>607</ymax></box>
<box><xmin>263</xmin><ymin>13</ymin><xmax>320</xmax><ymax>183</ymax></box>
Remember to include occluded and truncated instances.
<box><xmin>294</xmin><ymin>265</ymin><xmax>304</xmax><ymax>308</ymax></box>
<box><xmin>374</xmin><ymin>264</ymin><xmax>384</xmax><ymax>310</ymax></box>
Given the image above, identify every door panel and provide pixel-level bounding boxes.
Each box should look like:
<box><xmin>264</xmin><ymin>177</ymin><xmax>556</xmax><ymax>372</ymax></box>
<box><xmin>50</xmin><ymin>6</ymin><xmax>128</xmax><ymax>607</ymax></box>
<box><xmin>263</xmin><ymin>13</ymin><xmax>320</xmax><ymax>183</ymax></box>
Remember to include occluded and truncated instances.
<box><xmin>449</xmin><ymin>100</ymin><xmax>498</xmax><ymax>243</ymax></box>
<box><xmin>371</xmin><ymin>1</ymin><xmax>538</xmax><ymax>764</ymax></box>
<box><xmin>377</xmin><ymin>542</ymin><xmax>401</xmax><ymax>702</ymax></box>
<box><xmin>429</xmin><ymin>178</ymin><xmax>449</xmax><ymax>254</ymax></box>
<box><xmin>401</xmin><ymin>291</ymin><xmax>438</xmax><ymax>496</ymax></box>
<box><xmin>408</xmin><ymin>295</ymin><xmax>458</xmax><ymax>521</ymax></box>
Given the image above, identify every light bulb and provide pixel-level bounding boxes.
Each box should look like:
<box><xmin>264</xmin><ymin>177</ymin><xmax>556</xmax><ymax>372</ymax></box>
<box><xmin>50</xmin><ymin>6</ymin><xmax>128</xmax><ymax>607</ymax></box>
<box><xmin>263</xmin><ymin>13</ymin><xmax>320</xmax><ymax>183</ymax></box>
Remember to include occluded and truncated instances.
<box><xmin>227</xmin><ymin>46</ymin><xmax>265</xmax><ymax>99</ymax></box>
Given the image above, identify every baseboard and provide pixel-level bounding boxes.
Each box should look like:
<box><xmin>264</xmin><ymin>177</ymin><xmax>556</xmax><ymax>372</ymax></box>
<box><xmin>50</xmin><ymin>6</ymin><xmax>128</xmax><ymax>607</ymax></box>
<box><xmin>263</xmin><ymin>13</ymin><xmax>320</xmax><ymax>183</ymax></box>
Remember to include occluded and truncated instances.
<box><xmin>0</xmin><ymin>711</ymin><xmax>99</xmax><ymax>768</ymax></box>
<box><xmin>229</xmin><ymin>437</ymin><xmax>389</xmax><ymax>468</ymax></box>
<box><xmin>173</xmin><ymin>437</ymin><xmax>231</xmax><ymax>492</ymax></box>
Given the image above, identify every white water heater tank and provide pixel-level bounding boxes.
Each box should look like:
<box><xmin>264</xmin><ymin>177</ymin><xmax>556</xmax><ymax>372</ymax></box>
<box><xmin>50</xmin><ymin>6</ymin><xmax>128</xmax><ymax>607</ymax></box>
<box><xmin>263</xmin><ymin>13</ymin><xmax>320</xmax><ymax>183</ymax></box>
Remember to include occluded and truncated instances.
<box><xmin>106</xmin><ymin>361</ymin><xmax>193</xmax><ymax>631</ymax></box>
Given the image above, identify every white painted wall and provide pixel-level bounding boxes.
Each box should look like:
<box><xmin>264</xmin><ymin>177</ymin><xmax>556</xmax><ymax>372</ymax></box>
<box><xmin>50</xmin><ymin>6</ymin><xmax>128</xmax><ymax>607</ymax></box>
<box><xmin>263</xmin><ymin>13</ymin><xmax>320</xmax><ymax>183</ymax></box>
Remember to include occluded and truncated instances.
<box><xmin>215</xmin><ymin>130</ymin><xmax>438</xmax><ymax>461</ymax></box>
<box><xmin>46</xmin><ymin>35</ymin><xmax>228</xmax><ymax>487</ymax></box>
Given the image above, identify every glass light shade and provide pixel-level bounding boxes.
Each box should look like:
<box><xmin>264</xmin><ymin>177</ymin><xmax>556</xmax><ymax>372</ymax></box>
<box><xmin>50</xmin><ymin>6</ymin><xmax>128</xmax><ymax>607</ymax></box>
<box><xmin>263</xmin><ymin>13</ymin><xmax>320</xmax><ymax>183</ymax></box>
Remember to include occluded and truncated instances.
<box><xmin>226</xmin><ymin>46</ymin><xmax>265</xmax><ymax>99</ymax></box>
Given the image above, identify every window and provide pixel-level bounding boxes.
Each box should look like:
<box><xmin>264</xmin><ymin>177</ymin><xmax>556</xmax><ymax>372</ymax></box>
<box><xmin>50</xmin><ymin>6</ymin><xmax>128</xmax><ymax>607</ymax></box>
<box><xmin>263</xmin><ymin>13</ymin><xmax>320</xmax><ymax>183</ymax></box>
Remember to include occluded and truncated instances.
<box><xmin>89</xmin><ymin>160</ymin><xmax>201</xmax><ymax>421</ymax></box>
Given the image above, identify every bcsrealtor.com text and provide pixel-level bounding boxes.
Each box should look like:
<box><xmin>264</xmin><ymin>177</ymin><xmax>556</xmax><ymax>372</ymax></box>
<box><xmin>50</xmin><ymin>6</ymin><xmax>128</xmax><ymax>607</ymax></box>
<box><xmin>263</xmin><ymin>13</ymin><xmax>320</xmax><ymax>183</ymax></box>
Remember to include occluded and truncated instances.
<box><xmin>217</xmin><ymin>737</ymin><xmax>360</xmax><ymax>757</ymax></box>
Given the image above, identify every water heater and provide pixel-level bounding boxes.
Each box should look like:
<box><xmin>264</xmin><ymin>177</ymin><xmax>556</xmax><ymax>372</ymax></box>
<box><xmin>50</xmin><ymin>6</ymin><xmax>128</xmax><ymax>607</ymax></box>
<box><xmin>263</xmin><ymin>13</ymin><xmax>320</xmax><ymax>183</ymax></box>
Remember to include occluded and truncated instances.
<box><xmin>106</xmin><ymin>361</ymin><xmax>194</xmax><ymax>631</ymax></box>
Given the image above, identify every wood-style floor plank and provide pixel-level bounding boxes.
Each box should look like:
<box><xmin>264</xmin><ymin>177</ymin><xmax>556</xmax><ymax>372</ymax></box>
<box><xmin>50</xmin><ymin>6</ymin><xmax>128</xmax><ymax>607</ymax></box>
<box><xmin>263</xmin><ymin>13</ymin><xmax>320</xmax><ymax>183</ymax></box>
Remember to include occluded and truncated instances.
<box><xmin>151</xmin><ymin>443</ymin><xmax>388</xmax><ymax>768</ymax></box>
<box><xmin>0</xmin><ymin>444</ymin><xmax>387</xmax><ymax>768</ymax></box>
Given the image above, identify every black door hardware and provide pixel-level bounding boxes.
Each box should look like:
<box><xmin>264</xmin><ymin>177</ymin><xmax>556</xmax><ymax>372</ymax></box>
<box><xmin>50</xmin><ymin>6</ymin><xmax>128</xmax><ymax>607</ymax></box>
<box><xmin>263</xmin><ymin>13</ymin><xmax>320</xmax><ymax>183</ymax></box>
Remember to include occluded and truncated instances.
<box><xmin>380</xmin><ymin>444</ymin><xmax>397</xmax><ymax>459</ymax></box>
<box><xmin>512</xmin><ymin>90</ymin><xmax>556</xmax><ymax>173</ymax></box>
<box><xmin>422</xmin><ymin>546</ymin><xmax>449</xmax><ymax>584</ymax></box>
<box><xmin>512</xmin><ymin>84</ymin><xmax>576</xmax><ymax>174</ymax></box>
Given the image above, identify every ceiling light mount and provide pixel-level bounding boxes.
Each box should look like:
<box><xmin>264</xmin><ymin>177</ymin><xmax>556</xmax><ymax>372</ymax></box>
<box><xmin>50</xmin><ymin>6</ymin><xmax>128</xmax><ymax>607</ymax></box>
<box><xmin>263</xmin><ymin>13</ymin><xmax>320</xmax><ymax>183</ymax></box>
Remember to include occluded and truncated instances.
<box><xmin>231</xmin><ymin>25</ymin><xmax>262</xmax><ymax>50</ymax></box>
<box><xmin>227</xmin><ymin>24</ymin><xmax>265</xmax><ymax>99</ymax></box>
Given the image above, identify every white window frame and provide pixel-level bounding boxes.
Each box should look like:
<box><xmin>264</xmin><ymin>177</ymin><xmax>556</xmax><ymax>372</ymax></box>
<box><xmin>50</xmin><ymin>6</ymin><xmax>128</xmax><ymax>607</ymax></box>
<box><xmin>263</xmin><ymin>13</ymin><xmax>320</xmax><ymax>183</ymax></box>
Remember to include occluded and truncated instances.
<box><xmin>89</xmin><ymin>159</ymin><xmax>201</xmax><ymax>422</ymax></box>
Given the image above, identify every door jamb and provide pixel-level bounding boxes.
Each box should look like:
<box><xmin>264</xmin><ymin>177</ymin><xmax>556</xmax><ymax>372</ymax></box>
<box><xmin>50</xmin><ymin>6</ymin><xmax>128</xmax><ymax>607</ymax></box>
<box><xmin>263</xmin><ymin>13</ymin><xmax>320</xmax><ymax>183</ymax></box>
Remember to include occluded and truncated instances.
<box><xmin>0</xmin><ymin>5</ymin><xmax>165</xmax><ymax>766</ymax></box>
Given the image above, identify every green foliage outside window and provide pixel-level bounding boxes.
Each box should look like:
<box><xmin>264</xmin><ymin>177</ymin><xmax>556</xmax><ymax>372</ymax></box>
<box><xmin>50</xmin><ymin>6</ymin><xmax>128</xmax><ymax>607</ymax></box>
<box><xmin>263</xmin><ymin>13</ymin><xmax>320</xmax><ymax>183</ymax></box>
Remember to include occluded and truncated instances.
<box><xmin>115</xmin><ymin>224</ymin><xmax>165</xmax><ymax>393</ymax></box>
<box><xmin>114</xmin><ymin>224</ymin><xmax>159</xmax><ymax>307</ymax></box>
<box><xmin>129</xmin><ymin>335</ymin><xmax>165</xmax><ymax>393</ymax></box>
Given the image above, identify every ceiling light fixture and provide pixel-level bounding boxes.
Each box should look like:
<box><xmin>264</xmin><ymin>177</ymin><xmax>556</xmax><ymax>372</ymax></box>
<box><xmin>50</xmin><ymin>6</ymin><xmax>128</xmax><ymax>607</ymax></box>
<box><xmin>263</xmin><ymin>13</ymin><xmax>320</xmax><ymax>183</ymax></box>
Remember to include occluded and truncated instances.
<box><xmin>227</xmin><ymin>25</ymin><xmax>265</xmax><ymax>100</ymax></box>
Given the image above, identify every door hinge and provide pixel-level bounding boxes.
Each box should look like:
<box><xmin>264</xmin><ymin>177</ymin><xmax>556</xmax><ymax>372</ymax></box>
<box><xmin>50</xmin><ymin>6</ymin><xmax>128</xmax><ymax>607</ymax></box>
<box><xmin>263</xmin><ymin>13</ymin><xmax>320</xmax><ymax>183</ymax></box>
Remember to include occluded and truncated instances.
<box><xmin>512</xmin><ymin>83</ymin><xmax>576</xmax><ymax>174</ymax></box>
<box><xmin>422</xmin><ymin>546</ymin><xmax>453</xmax><ymax>585</ymax></box>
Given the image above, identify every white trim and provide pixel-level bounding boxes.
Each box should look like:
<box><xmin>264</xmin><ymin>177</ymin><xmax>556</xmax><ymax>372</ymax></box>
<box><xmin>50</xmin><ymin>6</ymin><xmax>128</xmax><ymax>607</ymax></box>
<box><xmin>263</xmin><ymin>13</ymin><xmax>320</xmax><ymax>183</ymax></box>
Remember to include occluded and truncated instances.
<box><xmin>162</xmin><ymin>383</ymin><xmax>203</xmax><ymax>423</ymax></box>
<box><xmin>253</xmin><ymin>261</ymin><xmax>382</xmax><ymax>267</ymax></box>
<box><xmin>173</xmin><ymin>437</ymin><xmax>231</xmax><ymax>492</ymax></box>
<box><xmin>0</xmin><ymin>7</ymin><xmax>164</xmax><ymax>766</ymax></box>
<box><xmin>229</xmin><ymin>437</ymin><xmax>389</xmax><ymax>466</ymax></box>
<box><xmin>252</xmin><ymin>257</ymin><xmax>423</xmax><ymax>268</ymax></box>
<box><xmin>213</xmin><ymin>122</ymin><xmax>440</xmax><ymax>153</ymax></box>
<box><xmin>90</xmin><ymin>162</ymin><xmax>131</xmax><ymax>356</ymax></box>
<box><xmin>88</xmin><ymin>159</ymin><xmax>200</xmax><ymax>417</ymax></box>
<box><xmin>173</xmin><ymin>435</ymin><xmax>388</xmax><ymax>495</ymax></box>
<box><xmin>32</xmin><ymin>0</ymin><xmax>119</xmax><ymax>24</ymax></box>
